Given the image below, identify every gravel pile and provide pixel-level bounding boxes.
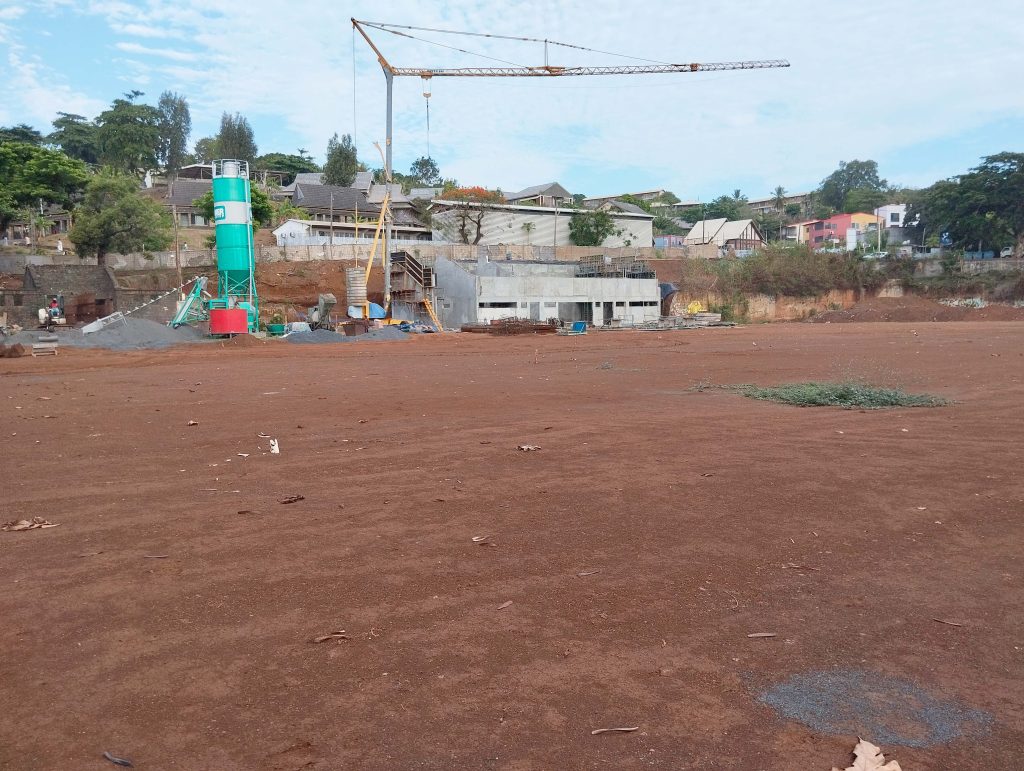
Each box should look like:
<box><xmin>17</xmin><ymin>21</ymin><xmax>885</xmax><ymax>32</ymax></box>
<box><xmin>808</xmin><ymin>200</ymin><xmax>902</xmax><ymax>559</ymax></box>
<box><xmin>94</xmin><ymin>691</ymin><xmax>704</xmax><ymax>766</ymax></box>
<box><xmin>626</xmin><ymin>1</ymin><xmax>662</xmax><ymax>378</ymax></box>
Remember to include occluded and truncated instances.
<box><xmin>285</xmin><ymin>327</ymin><xmax>409</xmax><ymax>344</ymax></box>
<box><xmin>8</xmin><ymin>318</ymin><xmax>204</xmax><ymax>350</ymax></box>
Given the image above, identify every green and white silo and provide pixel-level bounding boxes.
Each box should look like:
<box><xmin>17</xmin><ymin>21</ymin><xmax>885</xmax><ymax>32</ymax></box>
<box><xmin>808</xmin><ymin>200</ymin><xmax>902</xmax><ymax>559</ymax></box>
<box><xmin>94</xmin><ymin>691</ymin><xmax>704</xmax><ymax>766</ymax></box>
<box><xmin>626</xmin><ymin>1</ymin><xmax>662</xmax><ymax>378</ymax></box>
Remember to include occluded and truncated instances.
<box><xmin>209</xmin><ymin>159</ymin><xmax>257</xmax><ymax>334</ymax></box>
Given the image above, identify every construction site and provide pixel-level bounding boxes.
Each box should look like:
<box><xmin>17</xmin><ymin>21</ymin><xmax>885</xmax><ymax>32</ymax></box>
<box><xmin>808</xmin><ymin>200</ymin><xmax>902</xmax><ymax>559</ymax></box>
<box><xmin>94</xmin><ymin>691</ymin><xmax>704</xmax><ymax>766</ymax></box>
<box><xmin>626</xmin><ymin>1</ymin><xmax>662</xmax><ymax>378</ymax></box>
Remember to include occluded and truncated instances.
<box><xmin>3</xmin><ymin>15</ymin><xmax>1024</xmax><ymax>771</ymax></box>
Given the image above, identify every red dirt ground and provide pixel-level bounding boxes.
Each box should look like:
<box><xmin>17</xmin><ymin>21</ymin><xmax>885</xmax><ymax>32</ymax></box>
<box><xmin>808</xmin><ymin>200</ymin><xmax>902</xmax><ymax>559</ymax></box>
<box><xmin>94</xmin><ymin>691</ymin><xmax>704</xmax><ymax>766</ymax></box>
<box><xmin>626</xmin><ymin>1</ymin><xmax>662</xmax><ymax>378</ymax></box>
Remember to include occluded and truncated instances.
<box><xmin>1</xmin><ymin>324</ymin><xmax>1022</xmax><ymax>770</ymax></box>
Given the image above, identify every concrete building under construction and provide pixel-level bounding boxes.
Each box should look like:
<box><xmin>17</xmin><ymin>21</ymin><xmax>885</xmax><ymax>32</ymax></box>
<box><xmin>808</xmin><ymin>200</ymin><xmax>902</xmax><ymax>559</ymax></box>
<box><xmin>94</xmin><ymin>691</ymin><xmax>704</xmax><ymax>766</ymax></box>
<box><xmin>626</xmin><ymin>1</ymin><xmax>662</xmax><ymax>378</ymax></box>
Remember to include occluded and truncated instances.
<box><xmin>431</xmin><ymin>254</ymin><xmax>661</xmax><ymax>328</ymax></box>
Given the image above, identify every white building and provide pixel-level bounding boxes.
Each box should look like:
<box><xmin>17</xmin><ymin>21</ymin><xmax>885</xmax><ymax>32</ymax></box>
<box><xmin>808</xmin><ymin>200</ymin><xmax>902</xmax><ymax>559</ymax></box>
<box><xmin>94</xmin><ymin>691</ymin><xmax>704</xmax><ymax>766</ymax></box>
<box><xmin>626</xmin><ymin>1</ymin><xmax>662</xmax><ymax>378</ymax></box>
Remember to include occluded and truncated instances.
<box><xmin>875</xmin><ymin>204</ymin><xmax>908</xmax><ymax>228</ymax></box>
<box><xmin>272</xmin><ymin>218</ymin><xmax>431</xmax><ymax>245</ymax></box>
<box><xmin>432</xmin><ymin>255</ymin><xmax>661</xmax><ymax>327</ymax></box>
<box><xmin>431</xmin><ymin>201</ymin><xmax>653</xmax><ymax>247</ymax></box>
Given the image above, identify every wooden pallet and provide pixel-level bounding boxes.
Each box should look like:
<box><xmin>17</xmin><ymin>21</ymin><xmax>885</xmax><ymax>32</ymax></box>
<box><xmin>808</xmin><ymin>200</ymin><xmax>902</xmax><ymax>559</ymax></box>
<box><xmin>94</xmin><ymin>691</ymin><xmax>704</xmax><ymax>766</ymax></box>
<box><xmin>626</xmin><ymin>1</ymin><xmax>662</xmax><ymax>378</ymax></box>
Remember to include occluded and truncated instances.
<box><xmin>31</xmin><ymin>343</ymin><xmax>59</xmax><ymax>357</ymax></box>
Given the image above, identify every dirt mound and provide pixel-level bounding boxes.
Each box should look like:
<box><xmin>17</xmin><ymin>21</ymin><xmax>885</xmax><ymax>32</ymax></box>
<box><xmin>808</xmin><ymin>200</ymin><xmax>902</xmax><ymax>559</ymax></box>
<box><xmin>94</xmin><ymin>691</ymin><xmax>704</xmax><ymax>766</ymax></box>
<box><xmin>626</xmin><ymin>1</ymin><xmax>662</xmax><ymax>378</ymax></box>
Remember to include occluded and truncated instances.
<box><xmin>812</xmin><ymin>296</ymin><xmax>1024</xmax><ymax>323</ymax></box>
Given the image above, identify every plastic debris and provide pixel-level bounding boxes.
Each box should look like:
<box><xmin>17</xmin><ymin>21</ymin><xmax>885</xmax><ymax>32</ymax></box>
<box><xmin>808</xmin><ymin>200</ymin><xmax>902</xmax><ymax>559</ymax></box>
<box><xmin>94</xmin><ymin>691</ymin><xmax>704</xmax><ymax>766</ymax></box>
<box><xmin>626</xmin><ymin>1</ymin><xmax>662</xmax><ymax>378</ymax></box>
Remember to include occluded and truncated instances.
<box><xmin>517</xmin><ymin>444</ymin><xmax>541</xmax><ymax>451</ymax></box>
<box><xmin>270</xmin><ymin>438</ymin><xmax>280</xmax><ymax>454</ymax></box>
<box><xmin>831</xmin><ymin>738</ymin><xmax>901</xmax><ymax>771</ymax></box>
<box><xmin>102</xmin><ymin>751</ymin><xmax>134</xmax><ymax>768</ymax></box>
<box><xmin>279</xmin><ymin>495</ymin><xmax>305</xmax><ymax>505</ymax></box>
<box><xmin>591</xmin><ymin>727</ymin><xmax>639</xmax><ymax>735</ymax></box>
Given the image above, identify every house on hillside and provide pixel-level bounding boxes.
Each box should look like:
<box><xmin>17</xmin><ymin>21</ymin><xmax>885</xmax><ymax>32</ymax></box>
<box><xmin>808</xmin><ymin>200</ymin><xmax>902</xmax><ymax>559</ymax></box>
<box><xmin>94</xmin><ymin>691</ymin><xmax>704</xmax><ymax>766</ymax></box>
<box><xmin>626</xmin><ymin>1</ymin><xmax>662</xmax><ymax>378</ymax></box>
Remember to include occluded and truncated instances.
<box><xmin>747</xmin><ymin>191</ymin><xmax>812</xmax><ymax>216</ymax></box>
<box><xmin>144</xmin><ymin>179</ymin><xmax>214</xmax><ymax>228</ymax></box>
<box><xmin>799</xmin><ymin>212</ymin><xmax>882</xmax><ymax>248</ymax></box>
<box><xmin>875</xmin><ymin>204</ymin><xmax>907</xmax><ymax>228</ymax></box>
<box><xmin>273</xmin><ymin>215</ymin><xmax>432</xmax><ymax>245</ymax></box>
<box><xmin>588</xmin><ymin>199</ymin><xmax>650</xmax><ymax>216</ymax></box>
<box><xmin>2</xmin><ymin>204</ymin><xmax>73</xmax><ymax>243</ymax></box>
<box><xmin>430</xmin><ymin>200</ymin><xmax>653</xmax><ymax>247</ymax></box>
<box><xmin>684</xmin><ymin>219</ymin><xmax>764</xmax><ymax>252</ymax></box>
<box><xmin>506</xmin><ymin>182</ymin><xmax>573</xmax><ymax>208</ymax></box>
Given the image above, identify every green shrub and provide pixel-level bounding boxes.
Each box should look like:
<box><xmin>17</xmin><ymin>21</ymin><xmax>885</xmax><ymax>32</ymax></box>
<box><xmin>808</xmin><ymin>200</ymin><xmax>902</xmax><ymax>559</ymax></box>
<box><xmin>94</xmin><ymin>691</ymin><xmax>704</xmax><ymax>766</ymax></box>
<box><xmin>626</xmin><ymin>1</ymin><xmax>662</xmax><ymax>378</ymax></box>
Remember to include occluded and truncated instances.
<box><xmin>741</xmin><ymin>382</ymin><xmax>947</xmax><ymax>409</ymax></box>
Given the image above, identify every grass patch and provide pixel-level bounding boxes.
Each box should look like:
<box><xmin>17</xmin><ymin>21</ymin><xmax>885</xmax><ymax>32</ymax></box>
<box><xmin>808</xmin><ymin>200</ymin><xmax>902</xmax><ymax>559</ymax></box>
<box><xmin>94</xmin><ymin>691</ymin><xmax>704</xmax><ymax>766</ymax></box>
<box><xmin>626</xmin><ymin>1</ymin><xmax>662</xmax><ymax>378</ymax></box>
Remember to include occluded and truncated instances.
<box><xmin>741</xmin><ymin>381</ymin><xmax>947</xmax><ymax>409</ymax></box>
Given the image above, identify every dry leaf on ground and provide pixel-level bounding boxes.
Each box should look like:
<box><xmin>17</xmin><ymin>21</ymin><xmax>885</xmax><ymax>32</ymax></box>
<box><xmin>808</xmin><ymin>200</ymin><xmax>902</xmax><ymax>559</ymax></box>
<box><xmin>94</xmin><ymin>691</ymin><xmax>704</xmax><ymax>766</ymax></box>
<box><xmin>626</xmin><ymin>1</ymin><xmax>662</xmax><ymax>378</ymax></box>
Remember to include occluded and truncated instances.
<box><xmin>831</xmin><ymin>738</ymin><xmax>902</xmax><ymax>771</ymax></box>
<box><xmin>2</xmin><ymin>517</ymin><xmax>60</xmax><ymax>531</ymax></box>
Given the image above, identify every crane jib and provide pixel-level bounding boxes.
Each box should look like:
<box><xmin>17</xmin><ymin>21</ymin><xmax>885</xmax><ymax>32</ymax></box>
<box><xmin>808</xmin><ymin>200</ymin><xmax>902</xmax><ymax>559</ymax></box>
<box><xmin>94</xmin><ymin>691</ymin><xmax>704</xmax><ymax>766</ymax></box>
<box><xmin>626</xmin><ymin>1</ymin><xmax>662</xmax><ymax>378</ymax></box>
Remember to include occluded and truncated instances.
<box><xmin>392</xmin><ymin>61</ymin><xmax>790</xmax><ymax>78</ymax></box>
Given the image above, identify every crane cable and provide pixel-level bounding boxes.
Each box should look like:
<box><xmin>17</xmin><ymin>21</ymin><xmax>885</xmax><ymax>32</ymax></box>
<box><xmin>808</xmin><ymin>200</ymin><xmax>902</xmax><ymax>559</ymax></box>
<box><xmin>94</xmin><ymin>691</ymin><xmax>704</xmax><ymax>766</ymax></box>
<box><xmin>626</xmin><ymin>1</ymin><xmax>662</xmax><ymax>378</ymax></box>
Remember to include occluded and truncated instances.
<box><xmin>359</xmin><ymin>21</ymin><xmax>672</xmax><ymax>66</ymax></box>
<box><xmin>361</xmin><ymin>23</ymin><xmax>530</xmax><ymax>69</ymax></box>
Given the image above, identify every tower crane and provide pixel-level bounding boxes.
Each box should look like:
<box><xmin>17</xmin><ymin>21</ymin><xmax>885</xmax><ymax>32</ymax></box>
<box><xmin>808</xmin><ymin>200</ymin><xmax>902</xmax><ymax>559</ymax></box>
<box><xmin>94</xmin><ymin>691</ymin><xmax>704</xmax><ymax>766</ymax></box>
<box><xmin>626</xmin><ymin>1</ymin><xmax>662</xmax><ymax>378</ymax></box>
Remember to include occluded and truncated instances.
<box><xmin>351</xmin><ymin>18</ymin><xmax>790</xmax><ymax>313</ymax></box>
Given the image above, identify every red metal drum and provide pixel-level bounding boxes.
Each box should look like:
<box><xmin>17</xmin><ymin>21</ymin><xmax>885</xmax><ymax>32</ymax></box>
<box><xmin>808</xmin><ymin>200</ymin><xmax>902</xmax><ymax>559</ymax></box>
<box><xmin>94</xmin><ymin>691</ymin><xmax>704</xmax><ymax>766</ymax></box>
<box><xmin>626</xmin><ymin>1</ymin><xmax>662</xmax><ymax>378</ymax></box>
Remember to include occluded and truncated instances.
<box><xmin>209</xmin><ymin>308</ymin><xmax>249</xmax><ymax>335</ymax></box>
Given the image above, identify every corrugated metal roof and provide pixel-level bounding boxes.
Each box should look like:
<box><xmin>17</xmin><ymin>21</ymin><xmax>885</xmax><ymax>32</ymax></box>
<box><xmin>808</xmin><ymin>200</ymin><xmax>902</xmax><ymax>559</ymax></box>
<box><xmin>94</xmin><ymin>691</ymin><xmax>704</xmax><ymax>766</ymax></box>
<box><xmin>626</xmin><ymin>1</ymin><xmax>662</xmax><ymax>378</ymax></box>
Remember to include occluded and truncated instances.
<box><xmin>507</xmin><ymin>182</ymin><xmax>571</xmax><ymax>201</ymax></box>
<box><xmin>293</xmin><ymin>183</ymin><xmax>377</xmax><ymax>212</ymax></box>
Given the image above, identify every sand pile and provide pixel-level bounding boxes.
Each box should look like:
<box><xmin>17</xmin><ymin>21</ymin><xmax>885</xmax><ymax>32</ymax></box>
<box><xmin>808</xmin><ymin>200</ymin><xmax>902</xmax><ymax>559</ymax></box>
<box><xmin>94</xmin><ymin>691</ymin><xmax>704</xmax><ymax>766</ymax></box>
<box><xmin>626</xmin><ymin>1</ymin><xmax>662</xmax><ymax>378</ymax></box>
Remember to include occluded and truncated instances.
<box><xmin>285</xmin><ymin>327</ymin><xmax>409</xmax><ymax>344</ymax></box>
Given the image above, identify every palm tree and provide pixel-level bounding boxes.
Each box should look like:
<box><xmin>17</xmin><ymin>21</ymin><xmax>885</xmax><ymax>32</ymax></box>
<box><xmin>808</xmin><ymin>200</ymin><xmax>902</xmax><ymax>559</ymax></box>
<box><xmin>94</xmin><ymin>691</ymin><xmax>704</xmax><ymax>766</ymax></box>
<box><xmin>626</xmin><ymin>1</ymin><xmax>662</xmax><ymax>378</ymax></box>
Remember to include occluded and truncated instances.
<box><xmin>772</xmin><ymin>185</ymin><xmax>787</xmax><ymax>212</ymax></box>
<box><xmin>521</xmin><ymin>221</ymin><xmax>535</xmax><ymax>245</ymax></box>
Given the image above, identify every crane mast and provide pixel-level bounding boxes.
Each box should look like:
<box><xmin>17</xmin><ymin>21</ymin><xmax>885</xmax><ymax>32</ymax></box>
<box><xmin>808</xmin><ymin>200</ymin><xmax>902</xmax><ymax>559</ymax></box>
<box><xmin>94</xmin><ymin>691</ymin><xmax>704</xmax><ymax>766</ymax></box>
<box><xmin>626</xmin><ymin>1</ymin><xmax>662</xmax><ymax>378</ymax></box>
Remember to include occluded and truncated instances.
<box><xmin>351</xmin><ymin>18</ymin><xmax>790</xmax><ymax>313</ymax></box>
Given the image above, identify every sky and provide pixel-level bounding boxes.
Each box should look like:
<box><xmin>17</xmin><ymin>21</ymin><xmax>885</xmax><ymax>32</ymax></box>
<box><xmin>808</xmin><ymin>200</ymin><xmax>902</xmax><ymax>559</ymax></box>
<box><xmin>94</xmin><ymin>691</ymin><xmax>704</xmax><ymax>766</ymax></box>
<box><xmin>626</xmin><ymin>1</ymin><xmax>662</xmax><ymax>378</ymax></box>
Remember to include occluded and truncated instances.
<box><xmin>1</xmin><ymin>0</ymin><xmax>1022</xmax><ymax>201</ymax></box>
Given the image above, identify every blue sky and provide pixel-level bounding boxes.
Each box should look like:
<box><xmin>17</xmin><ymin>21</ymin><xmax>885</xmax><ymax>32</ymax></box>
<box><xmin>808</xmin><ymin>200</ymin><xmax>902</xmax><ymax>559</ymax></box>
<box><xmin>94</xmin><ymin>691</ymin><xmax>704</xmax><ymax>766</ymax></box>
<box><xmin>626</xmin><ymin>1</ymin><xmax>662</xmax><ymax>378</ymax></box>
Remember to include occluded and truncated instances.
<box><xmin>2</xmin><ymin>0</ymin><xmax>1022</xmax><ymax>201</ymax></box>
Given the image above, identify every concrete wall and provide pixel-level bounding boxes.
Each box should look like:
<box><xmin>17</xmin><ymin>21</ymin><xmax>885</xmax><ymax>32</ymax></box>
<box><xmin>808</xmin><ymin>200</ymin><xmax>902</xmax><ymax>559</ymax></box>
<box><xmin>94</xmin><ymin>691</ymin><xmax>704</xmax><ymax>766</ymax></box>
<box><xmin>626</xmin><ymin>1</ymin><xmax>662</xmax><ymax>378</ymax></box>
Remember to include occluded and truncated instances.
<box><xmin>433</xmin><ymin>257</ymin><xmax>479</xmax><ymax>328</ymax></box>
<box><xmin>2</xmin><ymin>242</ymin><xmax>718</xmax><ymax>272</ymax></box>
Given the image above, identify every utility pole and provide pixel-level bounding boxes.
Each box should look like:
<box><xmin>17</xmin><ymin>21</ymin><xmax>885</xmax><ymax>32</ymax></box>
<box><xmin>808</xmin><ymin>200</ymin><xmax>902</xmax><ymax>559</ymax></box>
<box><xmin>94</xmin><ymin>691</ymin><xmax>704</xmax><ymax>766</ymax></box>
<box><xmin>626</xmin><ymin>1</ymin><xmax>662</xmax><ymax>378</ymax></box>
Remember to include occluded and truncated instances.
<box><xmin>172</xmin><ymin>203</ymin><xmax>183</xmax><ymax>292</ymax></box>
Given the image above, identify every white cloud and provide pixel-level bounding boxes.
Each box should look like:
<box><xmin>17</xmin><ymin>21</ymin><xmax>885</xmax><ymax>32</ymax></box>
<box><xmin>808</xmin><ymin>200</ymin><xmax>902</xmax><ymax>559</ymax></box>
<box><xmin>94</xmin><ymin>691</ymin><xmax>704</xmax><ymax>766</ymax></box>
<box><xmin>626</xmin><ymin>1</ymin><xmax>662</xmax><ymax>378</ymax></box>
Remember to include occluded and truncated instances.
<box><xmin>0</xmin><ymin>46</ymin><xmax>106</xmax><ymax>126</ymax></box>
<box><xmin>114</xmin><ymin>41</ymin><xmax>198</xmax><ymax>62</ymax></box>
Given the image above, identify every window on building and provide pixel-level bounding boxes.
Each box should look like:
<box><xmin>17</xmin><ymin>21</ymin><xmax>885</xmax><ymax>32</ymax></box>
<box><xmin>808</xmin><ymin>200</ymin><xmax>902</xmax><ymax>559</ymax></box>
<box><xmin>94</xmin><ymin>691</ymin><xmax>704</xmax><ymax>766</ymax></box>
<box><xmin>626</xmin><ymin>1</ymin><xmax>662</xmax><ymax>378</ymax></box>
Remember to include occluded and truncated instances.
<box><xmin>890</xmin><ymin>212</ymin><xmax>900</xmax><ymax>223</ymax></box>
<box><xmin>814</xmin><ymin>222</ymin><xmax>824</xmax><ymax>231</ymax></box>
<box><xmin>814</xmin><ymin>236</ymin><xmax>824</xmax><ymax>243</ymax></box>
<box><xmin>615</xmin><ymin>302</ymin><xmax>625</xmax><ymax>307</ymax></box>
<box><xmin>13</xmin><ymin>293</ymin><xmax>22</xmax><ymax>306</ymax></box>
<box><xmin>479</xmin><ymin>302</ymin><xmax>517</xmax><ymax>308</ymax></box>
<box><xmin>544</xmin><ymin>302</ymin><xmax>557</xmax><ymax>308</ymax></box>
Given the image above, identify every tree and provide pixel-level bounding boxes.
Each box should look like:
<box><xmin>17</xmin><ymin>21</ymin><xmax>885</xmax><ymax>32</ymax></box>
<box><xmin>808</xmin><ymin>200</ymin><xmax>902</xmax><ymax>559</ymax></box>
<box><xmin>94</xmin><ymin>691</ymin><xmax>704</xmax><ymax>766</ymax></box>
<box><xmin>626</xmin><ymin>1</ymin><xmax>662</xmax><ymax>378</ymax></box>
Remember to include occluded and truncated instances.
<box><xmin>438</xmin><ymin>186</ymin><xmax>505</xmax><ymax>244</ymax></box>
<box><xmin>784</xmin><ymin>203</ymin><xmax>802</xmax><ymax>219</ymax></box>
<box><xmin>842</xmin><ymin>186</ymin><xmax>887</xmax><ymax>214</ymax></box>
<box><xmin>157</xmin><ymin>91</ymin><xmax>191</xmax><ymax>180</ymax></box>
<box><xmin>653</xmin><ymin>214</ymin><xmax>685</xmax><ymax>235</ymax></box>
<box><xmin>652</xmin><ymin>191</ymin><xmax>680</xmax><ymax>206</ymax></box>
<box><xmin>705</xmin><ymin>191</ymin><xmax>751</xmax><ymax>221</ymax></box>
<box><xmin>409</xmin><ymin>156</ymin><xmax>440</xmax><ymax>186</ymax></box>
<box><xmin>269</xmin><ymin>198</ymin><xmax>311</xmax><ymax>226</ymax></box>
<box><xmin>255</xmin><ymin>152</ymin><xmax>320</xmax><ymax>185</ymax></box>
<box><xmin>323</xmin><ymin>133</ymin><xmax>359</xmax><ymax>186</ymax></box>
<box><xmin>96</xmin><ymin>91</ymin><xmax>162</xmax><ymax>173</ymax></box>
<box><xmin>619</xmin><ymin>194</ymin><xmax>653</xmax><ymax>213</ymax></box>
<box><xmin>817</xmin><ymin>160</ymin><xmax>887</xmax><ymax>212</ymax></box>
<box><xmin>0</xmin><ymin>141</ymin><xmax>89</xmax><ymax>230</ymax></box>
<box><xmin>192</xmin><ymin>186</ymin><xmax>273</xmax><ymax>231</ymax></box>
<box><xmin>906</xmin><ymin>152</ymin><xmax>1024</xmax><ymax>253</ymax></box>
<box><xmin>568</xmin><ymin>209</ymin><xmax>616</xmax><ymax>246</ymax></box>
<box><xmin>194</xmin><ymin>136</ymin><xmax>221</xmax><ymax>162</ymax></box>
<box><xmin>68</xmin><ymin>171</ymin><xmax>171</xmax><ymax>263</ymax></box>
<box><xmin>49</xmin><ymin>113</ymin><xmax>99</xmax><ymax>164</ymax></box>
<box><xmin>571</xmin><ymin>193</ymin><xmax>586</xmax><ymax>207</ymax></box>
<box><xmin>771</xmin><ymin>185</ymin><xmax>787</xmax><ymax>212</ymax></box>
<box><xmin>0</xmin><ymin>124</ymin><xmax>44</xmax><ymax>145</ymax></box>
<box><xmin>214</xmin><ymin>112</ymin><xmax>258</xmax><ymax>162</ymax></box>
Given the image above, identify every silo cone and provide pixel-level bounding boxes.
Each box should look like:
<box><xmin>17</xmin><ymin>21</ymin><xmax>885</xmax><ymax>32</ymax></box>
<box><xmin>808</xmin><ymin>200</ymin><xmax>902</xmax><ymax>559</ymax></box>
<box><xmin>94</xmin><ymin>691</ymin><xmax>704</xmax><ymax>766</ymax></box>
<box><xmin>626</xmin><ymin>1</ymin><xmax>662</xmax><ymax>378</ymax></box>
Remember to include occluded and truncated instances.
<box><xmin>212</xmin><ymin>160</ymin><xmax>257</xmax><ymax>331</ymax></box>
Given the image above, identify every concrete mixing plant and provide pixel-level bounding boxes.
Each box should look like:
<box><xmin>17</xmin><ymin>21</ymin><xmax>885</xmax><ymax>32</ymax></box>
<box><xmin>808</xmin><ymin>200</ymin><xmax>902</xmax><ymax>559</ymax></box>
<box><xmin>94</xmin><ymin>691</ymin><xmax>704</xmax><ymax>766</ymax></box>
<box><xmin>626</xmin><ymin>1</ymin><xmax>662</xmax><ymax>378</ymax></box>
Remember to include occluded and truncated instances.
<box><xmin>171</xmin><ymin>160</ymin><xmax>258</xmax><ymax>333</ymax></box>
<box><xmin>208</xmin><ymin>159</ymin><xmax>258</xmax><ymax>334</ymax></box>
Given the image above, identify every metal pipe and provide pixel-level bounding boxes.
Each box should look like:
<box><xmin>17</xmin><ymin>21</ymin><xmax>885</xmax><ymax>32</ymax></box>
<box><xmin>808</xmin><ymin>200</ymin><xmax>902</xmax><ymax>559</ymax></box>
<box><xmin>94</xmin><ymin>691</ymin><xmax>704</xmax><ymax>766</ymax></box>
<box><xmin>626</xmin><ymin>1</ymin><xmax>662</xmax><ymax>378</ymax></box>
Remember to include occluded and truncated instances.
<box><xmin>384</xmin><ymin>69</ymin><xmax>393</xmax><ymax>312</ymax></box>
